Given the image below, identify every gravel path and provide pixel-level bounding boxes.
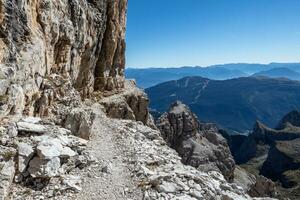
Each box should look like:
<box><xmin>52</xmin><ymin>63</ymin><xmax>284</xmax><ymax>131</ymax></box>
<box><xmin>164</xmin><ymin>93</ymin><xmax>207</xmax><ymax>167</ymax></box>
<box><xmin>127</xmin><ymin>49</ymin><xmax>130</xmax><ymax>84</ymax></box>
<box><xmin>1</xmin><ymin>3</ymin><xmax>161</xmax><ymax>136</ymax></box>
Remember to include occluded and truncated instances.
<box><xmin>75</xmin><ymin>112</ymin><xmax>143</xmax><ymax>200</ymax></box>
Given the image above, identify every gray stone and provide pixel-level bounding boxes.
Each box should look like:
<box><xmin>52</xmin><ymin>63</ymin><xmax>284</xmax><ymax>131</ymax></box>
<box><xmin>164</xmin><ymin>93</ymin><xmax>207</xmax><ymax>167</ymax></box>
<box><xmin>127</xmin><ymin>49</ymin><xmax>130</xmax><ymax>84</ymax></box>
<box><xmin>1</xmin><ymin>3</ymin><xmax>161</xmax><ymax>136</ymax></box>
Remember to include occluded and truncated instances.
<box><xmin>64</xmin><ymin>106</ymin><xmax>97</xmax><ymax>140</ymax></box>
<box><xmin>17</xmin><ymin>142</ymin><xmax>34</xmax><ymax>172</ymax></box>
<box><xmin>28</xmin><ymin>156</ymin><xmax>61</xmax><ymax>178</ymax></box>
<box><xmin>60</xmin><ymin>146</ymin><xmax>77</xmax><ymax>158</ymax></box>
<box><xmin>189</xmin><ymin>189</ymin><xmax>203</xmax><ymax>199</ymax></box>
<box><xmin>62</xmin><ymin>175</ymin><xmax>82</xmax><ymax>192</ymax></box>
<box><xmin>21</xmin><ymin>117</ymin><xmax>42</xmax><ymax>124</ymax></box>
<box><xmin>0</xmin><ymin>127</ymin><xmax>7</xmax><ymax>145</ymax></box>
<box><xmin>37</xmin><ymin>141</ymin><xmax>61</xmax><ymax>160</ymax></box>
<box><xmin>7</xmin><ymin>85</ymin><xmax>25</xmax><ymax>115</ymax></box>
<box><xmin>17</xmin><ymin>122</ymin><xmax>46</xmax><ymax>134</ymax></box>
<box><xmin>7</xmin><ymin>123</ymin><xmax>18</xmax><ymax>138</ymax></box>
<box><xmin>0</xmin><ymin>80</ymin><xmax>9</xmax><ymax>96</ymax></box>
<box><xmin>0</xmin><ymin>160</ymin><xmax>15</xmax><ymax>200</ymax></box>
<box><xmin>157</xmin><ymin>181</ymin><xmax>179</xmax><ymax>193</ymax></box>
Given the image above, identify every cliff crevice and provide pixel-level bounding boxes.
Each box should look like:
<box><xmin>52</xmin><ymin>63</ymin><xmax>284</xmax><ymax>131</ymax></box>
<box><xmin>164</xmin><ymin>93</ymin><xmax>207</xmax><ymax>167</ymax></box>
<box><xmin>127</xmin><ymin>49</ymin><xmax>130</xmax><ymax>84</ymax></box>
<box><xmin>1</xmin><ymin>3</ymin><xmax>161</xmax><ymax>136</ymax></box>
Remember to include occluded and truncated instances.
<box><xmin>0</xmin><ymin>0</ymin><xmax>127</xmax><ymax>118</ymax></box>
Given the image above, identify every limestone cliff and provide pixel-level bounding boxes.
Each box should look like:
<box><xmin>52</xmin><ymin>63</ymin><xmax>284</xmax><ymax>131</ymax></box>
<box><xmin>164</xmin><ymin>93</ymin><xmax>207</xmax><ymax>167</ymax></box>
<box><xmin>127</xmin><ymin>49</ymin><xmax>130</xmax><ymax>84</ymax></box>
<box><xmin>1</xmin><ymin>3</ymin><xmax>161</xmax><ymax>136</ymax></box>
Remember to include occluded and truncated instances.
<box><xmin>0</xmin><ymin>0</ymin><xmax>127</xmax><ymax>117</ymax></box>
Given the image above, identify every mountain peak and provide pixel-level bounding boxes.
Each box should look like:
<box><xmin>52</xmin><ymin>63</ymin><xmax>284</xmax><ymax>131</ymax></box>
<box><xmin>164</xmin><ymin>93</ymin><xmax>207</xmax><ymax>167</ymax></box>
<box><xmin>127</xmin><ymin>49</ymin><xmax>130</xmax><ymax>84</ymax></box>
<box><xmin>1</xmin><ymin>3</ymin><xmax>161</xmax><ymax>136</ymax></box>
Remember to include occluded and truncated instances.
<box><xmin>157</xmin><ymin>102</ymin><xmax>235</xmax><ymax>181</ymax></box>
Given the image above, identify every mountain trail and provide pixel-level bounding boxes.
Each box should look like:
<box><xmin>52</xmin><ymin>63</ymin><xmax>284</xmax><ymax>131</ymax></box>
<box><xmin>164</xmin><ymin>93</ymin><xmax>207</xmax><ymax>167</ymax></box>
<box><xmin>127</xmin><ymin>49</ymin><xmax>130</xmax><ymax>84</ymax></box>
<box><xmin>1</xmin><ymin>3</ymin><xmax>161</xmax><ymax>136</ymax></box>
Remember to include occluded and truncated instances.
<box><xmin>75</xmin><ymin>110</ymin><xmax>143</xmax><ymax>200</ymax></box>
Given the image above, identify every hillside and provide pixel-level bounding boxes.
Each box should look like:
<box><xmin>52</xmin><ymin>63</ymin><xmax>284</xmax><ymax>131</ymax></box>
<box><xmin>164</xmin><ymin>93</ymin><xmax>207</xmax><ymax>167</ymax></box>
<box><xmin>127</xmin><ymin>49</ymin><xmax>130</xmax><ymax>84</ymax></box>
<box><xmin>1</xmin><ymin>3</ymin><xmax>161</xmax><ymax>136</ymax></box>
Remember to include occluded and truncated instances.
<box><xmin>146</xmin><ymin>76</ymin><xmax>300</xmax><ymax>132</ymax></box>
<box><xmin>252</xmin><ymin>68</ymin><xmax>300</xmax><ymax>80</ymax></box>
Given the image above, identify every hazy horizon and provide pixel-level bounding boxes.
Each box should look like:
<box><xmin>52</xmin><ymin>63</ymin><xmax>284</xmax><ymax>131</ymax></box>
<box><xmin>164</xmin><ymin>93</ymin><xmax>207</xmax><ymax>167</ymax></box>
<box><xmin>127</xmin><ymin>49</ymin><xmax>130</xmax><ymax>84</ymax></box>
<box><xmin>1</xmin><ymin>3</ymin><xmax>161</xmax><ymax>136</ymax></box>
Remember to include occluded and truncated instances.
<box><xmin>125</xmin><ymin>62</ymin><xmax>300</xmax><ymax>69</ymax></box>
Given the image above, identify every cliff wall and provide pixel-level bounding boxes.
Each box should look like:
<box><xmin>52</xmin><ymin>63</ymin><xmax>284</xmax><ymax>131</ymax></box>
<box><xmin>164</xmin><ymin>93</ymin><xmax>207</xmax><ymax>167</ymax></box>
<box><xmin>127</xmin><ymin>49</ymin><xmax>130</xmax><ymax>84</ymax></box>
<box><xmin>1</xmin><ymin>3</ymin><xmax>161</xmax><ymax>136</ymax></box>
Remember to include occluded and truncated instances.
<box><xmin>0</xmin><ymin>0</ymin><xmax>127</xmax><ymax>117</ymax></box>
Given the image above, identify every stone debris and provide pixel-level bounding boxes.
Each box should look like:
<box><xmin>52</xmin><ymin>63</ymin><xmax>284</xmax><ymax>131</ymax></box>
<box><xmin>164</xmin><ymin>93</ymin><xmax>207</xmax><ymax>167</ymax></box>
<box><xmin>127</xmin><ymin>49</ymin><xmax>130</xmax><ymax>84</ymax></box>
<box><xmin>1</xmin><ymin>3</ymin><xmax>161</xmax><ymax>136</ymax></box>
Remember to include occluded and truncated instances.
<box><xmin>0</xmin><ymin>116</ymin><xmax>94</xmax><ymax>199</ymax></box>
<box><xmin>0</xmin><ymin>145</ymin><xmax>16</xmax><ymax>200</ymax></box>
<box><xmin>0</xmin><ymin>159</ymin><xmax>15</xmax><ymax>200</ymax></box>
<box><xmin>17</xmin><ymin>142</ymin><xmax>34</xmax><ymax>173</ymax></box>
<box><xmin>113</xmin><ymin>120</ymin><xmax>277</xmax><ymax>200</ymax></box>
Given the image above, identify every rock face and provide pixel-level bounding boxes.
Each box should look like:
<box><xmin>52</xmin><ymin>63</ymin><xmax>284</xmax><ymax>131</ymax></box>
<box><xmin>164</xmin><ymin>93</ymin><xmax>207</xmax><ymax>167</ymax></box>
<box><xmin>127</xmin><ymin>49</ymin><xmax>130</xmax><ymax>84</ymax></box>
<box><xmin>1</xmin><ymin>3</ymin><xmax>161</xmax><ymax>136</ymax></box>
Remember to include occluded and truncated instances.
<box><xmin>157</xmin><ymin>101</ymin><xmax>235</xmax><ymax>181</ymax></box>
<box><xmin>0</xmin><ymin>0</ymin><xmax>127</xmax><ymax>117</ymax></box>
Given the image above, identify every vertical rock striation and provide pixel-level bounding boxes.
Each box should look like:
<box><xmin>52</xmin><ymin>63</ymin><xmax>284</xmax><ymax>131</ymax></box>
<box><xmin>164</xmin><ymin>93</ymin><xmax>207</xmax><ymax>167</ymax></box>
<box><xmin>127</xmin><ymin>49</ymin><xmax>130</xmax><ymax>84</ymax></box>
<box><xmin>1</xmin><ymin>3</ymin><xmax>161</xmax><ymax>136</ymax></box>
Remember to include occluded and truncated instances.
<box><xmin>0</xmin><ymin>0</ymin><xmax>127</xmax><ymax>117</ymax></box>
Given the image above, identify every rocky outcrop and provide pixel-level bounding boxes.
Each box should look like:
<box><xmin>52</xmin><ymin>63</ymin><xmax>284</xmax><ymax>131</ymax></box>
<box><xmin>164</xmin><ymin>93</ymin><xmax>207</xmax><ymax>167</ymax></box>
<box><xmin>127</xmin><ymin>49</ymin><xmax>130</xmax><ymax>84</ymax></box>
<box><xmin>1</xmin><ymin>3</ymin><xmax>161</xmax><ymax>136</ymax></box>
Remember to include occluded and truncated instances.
<box><xmin>64</xmin><ymin>103</ymin><xmax>102</xmax><ymax>139</ymax></box>
<box><xmin>0</xmin><ymin>0</ymin><xmax>127</xmax><ymax>118</ymax></box>
<box><xmin>252</xmin><ymin>121</ymin><xmax>300</xmax><ymax>144</ymax></box>
<box><xmin>156</xmin><ymin>102</ymin><xmax>278</xmax><ymax>198</ymax></box>
<box><xmin>99</xmin><ymin>80</ymin><xmax>156</xmax><ymax>128</ymax></box>
<box><xmin>157</xmin><ymin>101</ymin><xmax>235</xmax><ymax>182</ymax></box>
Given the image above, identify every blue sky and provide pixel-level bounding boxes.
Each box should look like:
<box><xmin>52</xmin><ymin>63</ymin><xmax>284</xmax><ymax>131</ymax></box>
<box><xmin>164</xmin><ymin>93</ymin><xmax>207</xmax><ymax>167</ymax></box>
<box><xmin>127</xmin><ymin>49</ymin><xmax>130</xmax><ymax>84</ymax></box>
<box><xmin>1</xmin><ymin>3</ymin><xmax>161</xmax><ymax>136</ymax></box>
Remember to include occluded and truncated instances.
<box><xmin>125</xmin><ymin>0</ymin><xmax>300</xmax><ymax>68</ymax></box>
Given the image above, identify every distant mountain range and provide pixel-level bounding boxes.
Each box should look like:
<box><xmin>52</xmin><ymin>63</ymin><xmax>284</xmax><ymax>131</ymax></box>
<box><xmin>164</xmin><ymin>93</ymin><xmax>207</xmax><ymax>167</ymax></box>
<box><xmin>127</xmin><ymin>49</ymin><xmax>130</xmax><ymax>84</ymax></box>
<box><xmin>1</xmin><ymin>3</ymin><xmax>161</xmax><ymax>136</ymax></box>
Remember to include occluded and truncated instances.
<box><xmin>145</xmin><ymin>76</ymin><xmax>300</xmax><ymax>133</ymax></box>
<box><xmin>252</xmin><ymin>67</ymin><xmax>300</xmax><ymax>80</ymax></box>
<box><xmin>210</xmin><ymin>63</ymin><xmax>300</xmax><ymax>74</ymax></box>
<box><xmin>126</xmin><ymin>63</ymin><xmax>300</xmax><ymax>88</ymax></box>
